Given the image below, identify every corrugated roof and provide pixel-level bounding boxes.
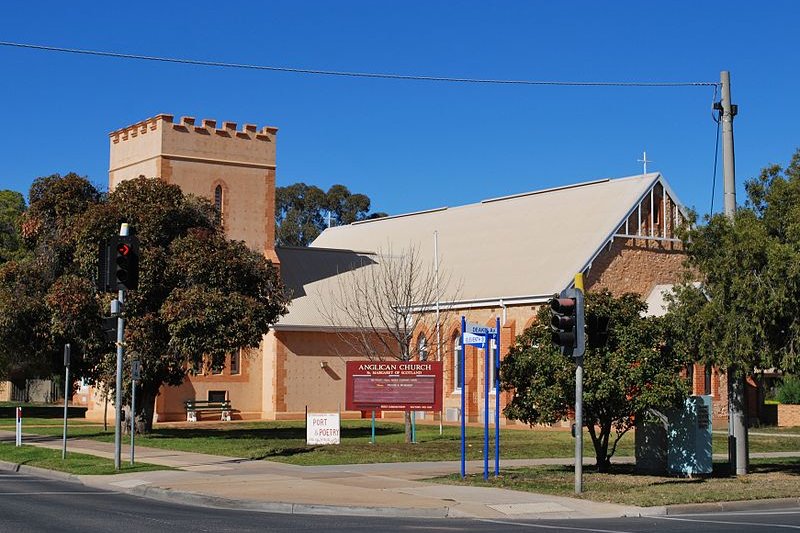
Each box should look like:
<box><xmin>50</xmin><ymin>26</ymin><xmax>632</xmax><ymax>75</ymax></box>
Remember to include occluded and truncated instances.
<box><xmin>312</xmin><ymin>173</ymin><xmax>662</xmax><ymax>300</ymax></box>
<box><xmin>276</xmin><ymin>173</ymin><xmax>676</xmax><ymax>328</ymax></box>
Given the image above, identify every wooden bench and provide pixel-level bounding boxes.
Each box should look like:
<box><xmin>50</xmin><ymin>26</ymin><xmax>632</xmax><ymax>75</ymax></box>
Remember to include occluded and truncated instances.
<box><xmin>185</xmin><ymin>400</ymin><xmax>232</xmax><ymax>422</ymax></box>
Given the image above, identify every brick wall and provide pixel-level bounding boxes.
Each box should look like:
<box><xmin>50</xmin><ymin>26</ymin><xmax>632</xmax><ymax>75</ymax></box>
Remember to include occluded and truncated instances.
<box><xmin>778</xmin><ymin>404</ymin><xmax>800</xmax><ymax>427</ymax></box>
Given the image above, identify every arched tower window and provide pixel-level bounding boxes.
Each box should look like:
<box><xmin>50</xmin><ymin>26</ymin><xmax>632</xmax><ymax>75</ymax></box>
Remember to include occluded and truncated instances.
<box><xmin>214</xmin><ymin>184</ymin><xmax>224</xmax><ymax>226</ymax></box>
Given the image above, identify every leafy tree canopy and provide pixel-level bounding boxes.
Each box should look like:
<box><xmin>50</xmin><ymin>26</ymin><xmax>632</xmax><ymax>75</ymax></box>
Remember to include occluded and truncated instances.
<box><xmin>501</xmin><ymin>289</ymin><xmax>688</xmax><ymax>472</ymax></box>
<box><xmin>668</xmin><ymin>148</ymin><xmax>800</xmax><ymax>376</ymax></box>
<box><xmin>0</xmin><ymin>190</ymin><xmax>27</xmax><ymax>264</ymax></box>
<box><xmin>0</xmin><ymin>174</ymin><xmax>104</xmax><ymax>384</ymax></box>
<box><xmin>275</xmin><ymin>182</ymin><xmax>386</xmax><ymax>246</ymax></box>
<box><xmin>0</xmin><ymin>175</ymin><xmax>290</xmax><ymax>432</ymax></box>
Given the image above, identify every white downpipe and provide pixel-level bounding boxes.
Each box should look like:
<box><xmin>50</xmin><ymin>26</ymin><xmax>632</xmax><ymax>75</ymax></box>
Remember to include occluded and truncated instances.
<box><xmin>434</xmin><ymin>230</ymin><xmax>442</xmax><ymax>436</ymax></box>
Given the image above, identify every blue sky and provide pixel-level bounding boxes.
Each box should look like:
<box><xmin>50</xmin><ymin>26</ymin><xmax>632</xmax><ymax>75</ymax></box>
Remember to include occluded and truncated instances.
<box><xmin>1</xmin><ymin>1</ymin><xmax>798</xmax><ymax>218</ymax></box>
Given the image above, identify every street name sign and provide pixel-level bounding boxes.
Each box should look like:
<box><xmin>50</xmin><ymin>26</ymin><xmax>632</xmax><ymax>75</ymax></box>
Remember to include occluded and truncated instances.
<box><xmin>462</xmin><ymin>332</ymin><xmax>486</xmax><ymax>346</ymax></box>
<box><xmin>466</xmin><ymin>322</ymin><xmax>498</xmax><ymax>336</ymax></box>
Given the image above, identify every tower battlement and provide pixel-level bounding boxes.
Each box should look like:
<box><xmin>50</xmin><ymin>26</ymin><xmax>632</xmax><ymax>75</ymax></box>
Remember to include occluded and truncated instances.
<box><xmin>108</xmin><ymin>112</ymin><xmax>278</xmax><ymax>262</ymax></box>
<box><xmin>110</xmin><ymin>114</ymin><xmax>278</xmax><ymax>144</ymax></box>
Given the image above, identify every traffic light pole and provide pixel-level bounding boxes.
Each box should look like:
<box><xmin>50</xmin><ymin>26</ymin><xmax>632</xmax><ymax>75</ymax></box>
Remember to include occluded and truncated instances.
<box><xmin>114</xmin><ymin>289</ymin><xmax>125</xmax><ymax>470</ymax></box>
<box><xmin>573</xmin><ymin>274</ymin><xmax>585</xmax><ymax>495</ymax></box>
<box><xmin>113</xmin><ymin>223</ymin><xmax>129</xmax><ymax>471</ymax></box>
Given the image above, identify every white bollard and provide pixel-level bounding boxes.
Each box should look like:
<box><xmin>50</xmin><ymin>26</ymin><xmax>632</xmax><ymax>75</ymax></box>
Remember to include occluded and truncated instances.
<box><xmin>15</xmin><ymin>407</ymin><xmax>22</xmax><ymax>446</ymax></box>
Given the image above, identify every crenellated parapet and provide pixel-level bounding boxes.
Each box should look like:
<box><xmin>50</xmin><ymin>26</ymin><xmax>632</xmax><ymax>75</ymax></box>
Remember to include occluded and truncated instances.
<box><xmin>108</xmin><ymin>112</ymin><xmax>278</xmax><ymax>271</ymax></box>
<box><xmin>110</xmin><ymin>114</ymin><xmax>278</xmax><ymax>144</ymax></box>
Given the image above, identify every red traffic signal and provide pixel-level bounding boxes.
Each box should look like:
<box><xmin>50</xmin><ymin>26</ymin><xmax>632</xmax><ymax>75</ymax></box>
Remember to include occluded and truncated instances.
<box><xmin>97</xmin><ymin>235</ymin><xmax>139</xmax><ymax>293</ymax></box>
<box><xmin>550</xmin><ymin>296</ymin><xmax>577</xmax><ymax>349</ymax></box>
<box><xmin>113</xmin><ymin>236</ymin><xmax>138</xmax><ymax>290</ymax></box>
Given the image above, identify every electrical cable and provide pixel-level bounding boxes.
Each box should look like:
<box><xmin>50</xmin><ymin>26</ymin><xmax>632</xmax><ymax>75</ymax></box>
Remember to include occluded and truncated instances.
<box><xmin>0</xmin><ymin>40</ymin><xmax>719</xmax><ymax>88</ymax></box>
<box><xmin>708</xmin><ymin>83</ymin><xmax>722</xmax><ymax>217</ymax></box>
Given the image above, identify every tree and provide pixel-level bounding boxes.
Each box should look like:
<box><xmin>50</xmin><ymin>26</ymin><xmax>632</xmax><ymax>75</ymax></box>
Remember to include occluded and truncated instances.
<box><xmin>320</xmin><ymin>245</ymin><xmax>458</xmax><ymax>442</ymax></box>
<box><xmin>666</xmin><ymin>148</ymin><xmax>800</xmax><ymax>453</ymax></box>
<box><xmin>72</xmin><ymin>178</ymin><xmax>290</xmax><ymax>432</ymax></box>
<box><xmin>0</xmin><ymin>190</ymin><xmax>27</xmax><ymax>264</ymax></box>
<box><xmin>21</xmin><ymin>173</ymin><xmax>103</xmax><ymax>278</ymax></box>
<box><xmin>0</xmin><ymin>174</ymin><xmax>290</xmax><ymax>432</ymax></box>
<box><xmin>501</xmin><ymin>290</ymin><xmax>688</xmax><ymax>472</ymax></box>
<box><xmin>0</xmin><ymin>174</ymin><xmax>105</xmax><ymax>384</ymax></box>
<box><xmin>275</xmin><ymin>183</ymin><xmax>386</xmax><ymax>246</ymax></box>
<box><xmin>0</xmin><ymin>261</ymin><xmax>53</xmax><ymax>382</ymax></box>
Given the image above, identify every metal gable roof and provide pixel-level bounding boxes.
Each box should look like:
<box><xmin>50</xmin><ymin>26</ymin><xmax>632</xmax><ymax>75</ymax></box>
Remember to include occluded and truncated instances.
<box><xmin>276</xmin><ymin>173</ymin><xmax>683</xmax><ymax>328</ymax></box>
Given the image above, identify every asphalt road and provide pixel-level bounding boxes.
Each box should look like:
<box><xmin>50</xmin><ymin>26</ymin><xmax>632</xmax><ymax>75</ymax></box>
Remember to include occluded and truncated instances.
<box><xmin>1</xmin><ymin>470</ymin><xmax>800</xmax><ymax>532</ymax></box>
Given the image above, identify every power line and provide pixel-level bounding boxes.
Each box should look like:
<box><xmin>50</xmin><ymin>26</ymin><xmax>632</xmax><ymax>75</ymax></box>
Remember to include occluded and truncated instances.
<box><xmin>710</xmin><ymin>84</ymin><xmax>721</xmax><ymax>216</ymax></box>
<box><xmin>0</xmin><ymin>40</ymin><xmax>719</xmax><ymax>88</ymax></box>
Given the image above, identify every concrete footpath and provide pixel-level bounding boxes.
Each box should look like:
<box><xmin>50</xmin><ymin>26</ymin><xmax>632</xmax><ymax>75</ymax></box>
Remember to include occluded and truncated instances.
<box><xmin>2</xmin><ymin>429</ymin><xmax>799</xmax><ymax>520</ymax></box>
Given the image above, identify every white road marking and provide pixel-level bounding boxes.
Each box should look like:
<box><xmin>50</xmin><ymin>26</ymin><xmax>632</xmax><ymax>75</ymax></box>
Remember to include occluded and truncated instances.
<box><xmin>0</xmin><ymin>491</ymin><xmax>117</xmax><ymax>495</ymax></box>
<box><xmin>683</xmin><ymin>509</ymin><xmax>800</xmax><ymax>517</ymax></box>
<box><xmin>653</xmin><ymin>515</ymin><xmax>800</xmax><ymax>529</ymax></box>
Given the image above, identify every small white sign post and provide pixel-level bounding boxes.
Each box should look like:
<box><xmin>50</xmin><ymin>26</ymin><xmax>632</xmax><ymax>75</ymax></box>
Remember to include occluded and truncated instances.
<box><xmin>15</xmin><ymin>407</ymin><xmax>22</xmax><ymax>446</ymax></box>
<box><xmin>306</xmin><ymin>412</ymin><xmax>340</xmax><ymax>445</ymax></box>
<box><xmin>131</xmin><ymin>360</ymin><xmax>140</xmax><ymax>465</ymax></box>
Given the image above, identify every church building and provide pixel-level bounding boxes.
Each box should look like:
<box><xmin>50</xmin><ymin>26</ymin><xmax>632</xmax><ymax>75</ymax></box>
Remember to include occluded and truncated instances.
<box><xmin>76</xmin><ymin>113</ymin><xmax>727</xmax><ymax>424</ymax></box>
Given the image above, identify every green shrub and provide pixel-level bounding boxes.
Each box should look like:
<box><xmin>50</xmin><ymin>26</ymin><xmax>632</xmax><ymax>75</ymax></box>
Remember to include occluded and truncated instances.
<box><xmin>777</xmin><ymin>375</ymin><xmax>800</xmax><ymax>405</ymax></box>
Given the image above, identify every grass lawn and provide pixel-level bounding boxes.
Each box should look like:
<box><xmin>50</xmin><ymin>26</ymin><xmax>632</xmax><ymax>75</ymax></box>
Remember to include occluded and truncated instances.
<box><xmin>7</xmin><ymin>418</ymin><xmax>800</xmax><ymax>466</ymax></box>
<box><xmin>429</xmin><ymin>458</ymin><xmax>800</xmax><ymax>507</ymax></box>
<box><xmin>0</xmin><ymin>441</ymin><xmax>167</xmax><ymax>475</ymax></box>
<box><xmin>4</xmin><ymin>420</ymin><xmax>612</xmax><ymax>465</ymax></box>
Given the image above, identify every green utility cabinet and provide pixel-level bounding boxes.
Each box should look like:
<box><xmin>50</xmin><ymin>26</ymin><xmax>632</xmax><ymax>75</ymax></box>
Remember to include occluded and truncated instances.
<box><xmin>635</xmin><ymin>395</ymin><xmax>713</xmax><ymax>476</ymax></box>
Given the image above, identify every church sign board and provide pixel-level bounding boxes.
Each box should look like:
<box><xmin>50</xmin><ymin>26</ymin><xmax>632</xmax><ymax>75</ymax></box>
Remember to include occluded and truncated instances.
<box><xmin>346</xmin><ymin>361</ymin><xmax>443</xmax><ymax>412</ymax></box>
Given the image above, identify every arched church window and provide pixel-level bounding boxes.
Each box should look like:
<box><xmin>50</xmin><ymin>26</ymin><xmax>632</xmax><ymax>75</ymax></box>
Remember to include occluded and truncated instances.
<box><xmin>214</xmin><ymin>184</ymin><xmax>223</xmax><ymax>225</ymax></box>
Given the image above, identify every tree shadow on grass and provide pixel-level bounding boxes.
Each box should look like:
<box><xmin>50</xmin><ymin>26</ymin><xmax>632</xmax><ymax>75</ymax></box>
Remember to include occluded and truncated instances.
<box><xmin>604</xmin><ymin>460</ymin><xmax>800</xmax><ymax>480</ymax></box>
<box><xmin>750</xmin><ymin>460</ymin><xmax>800</xmax><ymax>475</ymax></box>
<box><xmin>251</xmin><ymin>446</ymin><xmax>320</xmax><ymax>459</ymax></box>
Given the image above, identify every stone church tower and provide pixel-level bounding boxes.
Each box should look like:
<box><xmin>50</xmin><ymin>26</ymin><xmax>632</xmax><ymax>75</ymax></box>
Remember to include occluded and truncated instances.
<box><xmin>108</xmin><ymin>114</ymin><xmax>278</xmax><ymax>263</ymax></box>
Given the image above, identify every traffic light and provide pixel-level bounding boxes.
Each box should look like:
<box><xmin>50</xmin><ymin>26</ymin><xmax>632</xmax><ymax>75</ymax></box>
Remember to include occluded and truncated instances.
<box><xmin>550</xmin><ymin>296</ymin><xmax>577</xmax><ymax>349</ymax></box>
<box><xmin>98</xmin><ymin>235</ymin><xmax>139</xmax><ymax>292</ymax></box>
<box><xmin>112</xmin><ymin>236</ymin><xmax>138</xmax><ymax>290</ymax></box>
<box><xmin>549</xmin><ymin>288</ymin><xmax>586</xmax><ymax>357</ymax></box>
<box><xmin>101</xmin><ymin>235</ymin><xmax>139</xmax><ymax>292</ymax></box>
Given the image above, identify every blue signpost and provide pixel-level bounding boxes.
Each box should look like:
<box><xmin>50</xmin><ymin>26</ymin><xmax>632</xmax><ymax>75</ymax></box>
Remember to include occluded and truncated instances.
<box><xmin>483</xmin><ymin>333</ymin><xmax>489</xmax><ymax>479</ymax></box>
<box><xmin>494</xmin><ymin>316</ymin><xmax>501</xmax><ymax>476</ymax></box>
<box><xmin>460</xmin><ymin>316</ymin><xmax>467</xmax><ymax>479</ymax></box>
<box><xmin>460</xmin><ymin>317</ymin><xmax>502</xmax><ymax>480</ymax></box>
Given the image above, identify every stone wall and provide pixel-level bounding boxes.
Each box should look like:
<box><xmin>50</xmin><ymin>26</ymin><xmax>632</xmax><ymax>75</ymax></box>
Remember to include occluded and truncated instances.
<box><xmin>585</xmin><ymin>237</ymin><xmax>685</xmax><ymax>296</ymax></box>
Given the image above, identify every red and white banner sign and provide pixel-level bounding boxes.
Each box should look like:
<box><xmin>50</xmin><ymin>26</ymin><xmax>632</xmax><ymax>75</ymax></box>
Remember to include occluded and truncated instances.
<box><xmin>345</xmin><ymin>361</ymin><xmax>443</xmax><ymax>412</ymax></box>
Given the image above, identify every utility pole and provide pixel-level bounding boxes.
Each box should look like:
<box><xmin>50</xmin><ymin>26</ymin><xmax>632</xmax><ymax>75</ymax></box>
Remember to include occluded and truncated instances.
<box><xmin>719</xmin><ymin>70</ymin><xmax>748</xmax><ymax>475</ymax></box>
